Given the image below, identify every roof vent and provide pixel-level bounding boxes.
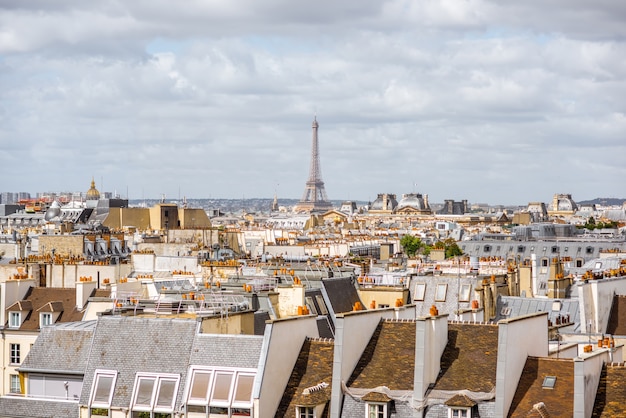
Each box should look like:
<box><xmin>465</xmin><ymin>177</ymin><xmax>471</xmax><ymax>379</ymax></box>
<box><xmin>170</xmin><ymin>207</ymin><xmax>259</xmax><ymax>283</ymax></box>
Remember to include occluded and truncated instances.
<box><xmin>303</xmin><ymin>382</ymin><xmax>328</xmax><ymax>395</ymax></box>
<box><xmin>533</xmin><ymin>402</ymin><xmax>550</xmax><ymax>417</ymax></box>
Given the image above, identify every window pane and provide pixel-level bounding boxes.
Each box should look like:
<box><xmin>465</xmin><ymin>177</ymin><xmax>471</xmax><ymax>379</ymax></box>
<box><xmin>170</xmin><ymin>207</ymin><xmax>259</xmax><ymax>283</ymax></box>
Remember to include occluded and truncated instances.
<box><xmin>211</xmin><ymin>372</ymin><xmax>233</xmax><ymax>402</ymax></box>
<box><xmin>233</xmin><ymin>375</ymin><xmax>254</xmax><ymax>403</ymax></box>
<box><xmin>135</xmin><ymin>378</ymin><xmax>155</xmax><ymax>406</ymax></box>
<box><xmin>189</xmin><ymin>371</ymin><xmax>211</xmax><ymax>401</ymax></box>
<box><xmin>93</xmin><ymin>375</ymin><xmax>114</xmax><ymax>404</ymax></box>
<box><xmin>155</xmin><ymin>379</ymin><xmax>177</xmax><ymax>408</ymax></box>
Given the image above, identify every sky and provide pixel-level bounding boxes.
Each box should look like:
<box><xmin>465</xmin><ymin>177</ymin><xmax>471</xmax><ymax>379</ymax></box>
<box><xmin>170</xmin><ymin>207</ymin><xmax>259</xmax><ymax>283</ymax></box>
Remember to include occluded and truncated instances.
<box><xmin>1</xmin><ymin>1</ymin><xmax>625</xmax><ymax>206</ymax></box>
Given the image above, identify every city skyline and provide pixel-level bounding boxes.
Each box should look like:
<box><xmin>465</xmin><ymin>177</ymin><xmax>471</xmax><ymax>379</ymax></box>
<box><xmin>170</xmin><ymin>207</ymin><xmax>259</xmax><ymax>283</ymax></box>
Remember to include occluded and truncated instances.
<box><xmin>1</xmin><ymin>1</ymin><xmax>625</xmax><ymax>205</ymax></box>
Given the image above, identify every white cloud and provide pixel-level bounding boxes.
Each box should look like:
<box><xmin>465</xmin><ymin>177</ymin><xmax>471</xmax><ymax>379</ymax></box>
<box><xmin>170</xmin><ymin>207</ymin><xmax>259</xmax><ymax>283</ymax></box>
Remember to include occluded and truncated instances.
<box><xmin>0</xmin><ymin>0</ymin><xmax>624</xmax><ymax>204</ymax></box>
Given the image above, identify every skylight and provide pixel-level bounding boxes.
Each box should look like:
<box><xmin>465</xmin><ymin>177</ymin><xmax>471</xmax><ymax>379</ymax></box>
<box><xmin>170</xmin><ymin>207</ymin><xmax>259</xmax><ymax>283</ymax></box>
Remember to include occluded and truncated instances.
<box><xmin>542</xmin><ymin>376</ymin><xmax>556</xmax><ymax>389</ymax></box>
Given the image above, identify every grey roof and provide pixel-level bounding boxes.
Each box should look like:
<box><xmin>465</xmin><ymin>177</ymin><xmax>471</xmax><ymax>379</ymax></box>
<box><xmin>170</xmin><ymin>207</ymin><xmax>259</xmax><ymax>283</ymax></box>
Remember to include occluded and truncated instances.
<box><xmin>495</xmin><ymin>295</ymin><xmax>581</xmax><ymax>332</ymax></box>
<box><xmin>190</xmin><ymin>333</ymin><xmax>263</xmax><ymax>369</ymax></box>
<box><xmin>461</xmin><ymin>238</ymin><xmax>626</xmax><ymax>266</ymax></box>
<box><xmin>0</xmin><ymin>397</ymin><xmax>78</xmax><ymax>418</ymax></box>
<box><xmin>20</xmin><ymin>321</ymin><xmax>96</xmax><ymax>374</ymax></box>
<box><xmin>321</xmin><ymin>277</ymin><xmax>362</xmax><ymax>315</ymax></box>
<box><xmin>79</xmin><ymin>315</ymin><xmax>197</xmax><ymax>408</ymax></box>
<box><xmin>409</xmin><ymin>275</ymin><xmax>482</xmax><ymax>317</ymax></box>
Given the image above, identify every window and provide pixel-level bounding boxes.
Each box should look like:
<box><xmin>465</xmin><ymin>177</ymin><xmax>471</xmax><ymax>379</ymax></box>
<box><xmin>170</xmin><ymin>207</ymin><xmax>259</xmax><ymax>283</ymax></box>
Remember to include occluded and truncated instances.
<box><xmin>367</xmin><ymin>403</ymin><xmax>387</xmax><ymax>418</ymax></box>
<box><xmin>130</xmin><ymin>373</ymin><xmax>180</xmax><ymax>415</ymax></box>
<box><xmin>541</xmin><ymin>258</ymin><xmax>548</xmax><ymax>267</ymax></box>
<box><xmin>483</xmin><ymin>245</ymin><xmax>491</xmax><ymax>253</ymax></box>
<box><xmin>90</xmin><ymin>370</ymin><xmax>118</xmax><ymax>409</ymax></box>
<box><xmin>414</xmin><ymin>283</ymin><xmax>426</xmax><ymax>301</ymax></box>
<box><xmin>40</xmin><ymin>313</ymin><xmax>52</xmax><ymax>327</ymax></box>
<box><xmin>185</xmin><ymin>367</ymin><xmax>256</xmax><ymax>415</ymax></box>
<box><xmin>542</xmin><ymin>376</ymin><xmax>556</xmax><ymax>389</ymax></box>
<box><xmin>305</xmin><ymin>297</ymin><xmax>318</xmax><ymax>315</ymax></box>
<box><xmin>501</xmin><ymin>307</ymin><xmax>512</xmax><ymax>316</ymax></box>
<box><xmin>435</xmin><ymin>284</ymin><xmax>448</xmax><ymax>302</ymax></box>
<box><xmin>297</xmin><ymin>406</ymin><xmax>315</xmax><ymax>418</ymax></box>
<box><xmin>517</xmin><ymin>246</ymin><xmax>525</xmax><ymax>253</ymax></box>
<box><xmin>10</xmin><ymin>374</ymin><xmax>21</xmax><ymax>394</ymax></box>
<box><xmin>551</xmin><ymin>246</ymin><xmax>559</xmax><ymax>254</ymax></box>
<box><xmin>459</xmin><ymin>284</ymin><xmax>471</xmax><ymax>302</ymax></box>
<box><xmin>315</xmin><ymin>296</ymin><xmax>329</xmax><ymax>315</ymax></box>
<box><xmin>10</xmin><ymin>343</ymin><xmax>20</xmax><ymax>365</ymax></box>
<box><xmin>9</xmin><ymin>312</ymin><xmax>21</xmax><ymax>328</ymax></box>
<box><xmin>450</xmin><ymin>408</ymin><xmax>470</xmax><ymax>418</ymax></box>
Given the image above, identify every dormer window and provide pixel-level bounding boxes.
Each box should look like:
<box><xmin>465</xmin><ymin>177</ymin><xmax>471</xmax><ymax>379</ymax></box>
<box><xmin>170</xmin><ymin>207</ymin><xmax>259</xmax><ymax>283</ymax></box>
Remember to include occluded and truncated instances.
<box><xmin>367</xmin><ymin>402</ymin><xmax>387</xmax><ymax>418</ymax></box>
<box><xmin>40</xmin><ymin>313</ymin><xmax>52</xmax><ymax>327</ymax></box>
<box><xmin>450</xmin><ymin>407</ymin><xmax>471</xmax><ymax>418</ymax></box>
<box><xmin>9</xmin><ymin>312</ymin><xmax>21</xmax><ymax>328</ymax></box>
<box><xmin>297</xmin><ymin>406</ymin><xmax>315</xmax><ymax>418</ymax></box>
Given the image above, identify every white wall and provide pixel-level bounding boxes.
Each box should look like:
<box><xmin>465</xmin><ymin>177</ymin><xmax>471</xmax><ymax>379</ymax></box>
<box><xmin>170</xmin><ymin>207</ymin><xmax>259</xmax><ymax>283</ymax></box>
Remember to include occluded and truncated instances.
<box><xmin>414</xmin><ymin>314</ymin><xmax>448</xmax><ymax>401</ymax></box>
<box><xmin>0</xmin><ymin>279</ymin><xmax>36</xmax><ymax>326</ymax></box>
<box><xmin>330</xmin><ymin>309</ymin><xmax>394</xmax><ymax>418</ymax></box>
<box><xmin>495</xmin><ymin>312</ymin><xmax>549</xmax><ymax>417</ymax></box>
<box><xmin>578</xmin><ymin>276</ymin><xmax>626</xmax><ymax>334</ymax></box>
<box><xmin>255</xmin><ymin>316</ymin><xmax>319</xmax><ymax>418</ymax></box>
<box><xmin>574</xmin><ymin>349</ymin><xmax>610</xmax><ymax>418</ymax></box>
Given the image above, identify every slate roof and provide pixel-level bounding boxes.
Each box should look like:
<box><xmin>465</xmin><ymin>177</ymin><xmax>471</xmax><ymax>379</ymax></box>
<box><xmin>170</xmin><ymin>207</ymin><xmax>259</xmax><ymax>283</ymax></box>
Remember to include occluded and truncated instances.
<box><xmin>6</xmin><ymin>287</ymin><xmax>84</xmax><ymax>330</ymax></box>
<box><xmin>346</xmin><ymin>319</ymin><xmax>416</xmax><ymax>390</ymax></box>
<box><xmin>605</xmin><ymin>295</ymin><xmax>626</xmax><ymax>335</ymax></box>
<box><xmin>409</xmin><ymin>276</ymin><xmax>482</xmax><ymax>317</ymax></box>
<box><xmin>592</xmin><ymin>363</ymin><xmax>626</xmax><ymax>416</ymax></box>
<box><xmin>495</xmin><ymin>296</ymin><xmax>581</xmax><ymax>332</ymax></box>
<box><xmin>507</xmin><ymin>357</ymin><xmax>575</xmax><ymax>417</ymax></box>
<box><xmin>321</xmin><ymin>277</ymin><xmax>362</xmax><ymax>314</ymax></box>
<box><xmin>0</xmin><ymin>397</ymin><xmax>78</xmax><ymax>418</ymax></box>
<box><xmin>432</xmin><ymin>322</ymin><xmax>498</xmax><ymax>393</ymax></box>
<box><xmin>190</xmin><ymin>333</ymin><xmax>263</xmax><ymax>369</ymax></box>
<box><xmin>19</xmin><ymin>321</ymin><xmax>96</xmax><ymax>374</ymax></box>
<box><xmin>275</xmin><ymin>338</ymin><xmax>335</xmax><ymax>417</ymax></box>
<box><xmin>79</xmin><ymin>315</ymin><xmax>197</xmax><ymax>409</ymax></box>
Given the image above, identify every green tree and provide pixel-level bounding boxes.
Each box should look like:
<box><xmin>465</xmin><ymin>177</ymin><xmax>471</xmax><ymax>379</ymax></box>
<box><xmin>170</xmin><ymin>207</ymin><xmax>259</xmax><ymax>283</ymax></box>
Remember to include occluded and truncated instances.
<box><xmin>400</xmin><ymin>235</ymin><xmax>423</xmax><ymax>257</ymax></box>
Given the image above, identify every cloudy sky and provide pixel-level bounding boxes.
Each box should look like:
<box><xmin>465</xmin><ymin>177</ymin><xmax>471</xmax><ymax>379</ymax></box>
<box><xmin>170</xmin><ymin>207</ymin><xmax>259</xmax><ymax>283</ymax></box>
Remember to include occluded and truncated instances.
<box><xmin>1</xmin><ymin>1</ymin><xmax>625</xmax><ymax>205</ymax></box>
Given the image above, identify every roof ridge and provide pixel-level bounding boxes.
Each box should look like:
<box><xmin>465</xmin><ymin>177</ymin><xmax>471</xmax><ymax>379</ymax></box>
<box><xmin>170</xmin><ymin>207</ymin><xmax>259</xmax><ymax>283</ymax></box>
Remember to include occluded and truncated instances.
<box><xmin>306</xmin><ymin>337</ymin><xmax>334</xmax><ymax>343</ymax></box>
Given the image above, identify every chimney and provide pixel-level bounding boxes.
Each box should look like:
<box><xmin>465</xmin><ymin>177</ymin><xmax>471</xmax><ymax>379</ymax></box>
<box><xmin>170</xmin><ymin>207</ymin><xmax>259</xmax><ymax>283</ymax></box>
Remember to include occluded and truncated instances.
<box><xmin>533</xmin><ymin>402</ymin><xmax>550</xmax><ymax>418</ymax></box>
<box><xmin>76</xmin><ymin>279</ymin><xmax>98</xmax><ymax>309</ymax></box>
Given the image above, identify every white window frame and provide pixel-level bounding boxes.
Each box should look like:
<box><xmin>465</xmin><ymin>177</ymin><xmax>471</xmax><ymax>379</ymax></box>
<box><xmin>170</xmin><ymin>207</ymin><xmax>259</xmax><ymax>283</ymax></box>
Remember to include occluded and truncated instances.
<box><xmin>459</xmin><ymin>284</ymin><xmax>471</xmax><ymax>302</ymax></box>
<box><xmin>414</xmin><ymin>283</ymin><xmax>426</xmax><ymax>301</ymax></box>
<box><xmin>40</xmin><ymin>312</ymin><xmax>52</xmax><ymax>327</ymax></box>
<box><xmin>184</xmin><ymin>366</ymin><xmax>256</xmax><ymax>414</ymax></box>
<box><xmin>9</xmin><ymin>312</ymin><xmax>21</xmax><ymax>328</ymax></box>
<box><xmin>89</xmin><ymin>369</ymin><xmax>118</xmax><ymax>409</ymax></box>
<box><xmin>449</xmin><ymin>407</ymin><xmax>471</xmax><ymax>418</ymax></box>
<box><xmin>10</xmin><ymin>343</ymin><xmax>20</xmax><ymax>365</ymax></box>
<box><xmin>10</xmin><ymin>374</ymin><xmax>21</xmax><ymax>394</ymax></box>
<box><xmin>435</xmin><ymin>283</ymin><xmax>448</xmax><ymax>302</ymax></box>
<box><xmin>366</xmin><ymin>402</ymin><xmax>387</xmax><ymax>418</ymax></box>
<box><xmin>297</xmin><ymin>405</ymin><xmax>315</xmax><ymax>418</ymax></box>
<box><xmin>130</xmin><ymin>373</ymin><xmax>180</xmax><ymax>415</ymax></box>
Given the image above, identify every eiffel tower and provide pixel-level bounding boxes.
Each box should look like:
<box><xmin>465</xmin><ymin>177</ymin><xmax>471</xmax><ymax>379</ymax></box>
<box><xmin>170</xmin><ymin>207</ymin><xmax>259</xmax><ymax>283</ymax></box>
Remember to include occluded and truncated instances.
<box><xmin>294</xmin><ymin>117</ymin><xmax>333</xmax><ymax>213</ymax></box>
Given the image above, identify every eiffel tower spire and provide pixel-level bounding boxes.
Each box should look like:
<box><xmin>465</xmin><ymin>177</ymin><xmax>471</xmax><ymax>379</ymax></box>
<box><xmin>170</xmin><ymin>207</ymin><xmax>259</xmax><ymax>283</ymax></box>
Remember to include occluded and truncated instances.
<box><xmin>294</xmin><ymin>117</ymin><xmax>333</xmax><ymax>213</ymax></box>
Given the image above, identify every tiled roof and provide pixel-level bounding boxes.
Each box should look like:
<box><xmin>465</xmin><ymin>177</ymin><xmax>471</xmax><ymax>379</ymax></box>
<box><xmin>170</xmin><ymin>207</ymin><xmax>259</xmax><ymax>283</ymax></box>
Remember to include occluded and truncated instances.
<box><xmin>0</xmin><ymin>397</ymin><xmax>78</xmax><ymax>418</ymax></box>
<box><xmin>346</xmin><ymin>320</ymin><xmax>416</xmax><ymax>390</ymax></box>
<box><xmin>190</xmin><ymin>333</ymin><xmax>263</xmax><ymax>369</ymax></box>
<box><xmin>321</xmin><ymin>277</ymin><xmax>362</xmax><ymax>314</ymax></box>
<box><xmin>8</xmin><ymin>287</ymin><xmax>84</xmax><ymax>330</ymax></box>
<box><xmin>496</xmin><ymin>296</ymin><xmax>580</xmax><ymax>333</ymax></box>
<box><xmin>507</xmin><ymin>357</ymin><xmax>574</xmax><ymax>417</ymax></box>
<box><xmin>445</xmin><ymin>393</ymin><xmax>476</xmax><ymax>407</ymax></box>
<box><xmin>79</xmin><ymin>316</ymin><xmax>197</xmax><ymax>408</ymax></box>
<box><xmin>410</xmin><ymin>276</ymin><xmax>482</xmax><ymax>317</ymax></box>
<box><xmin>592</xmin><ymin>363</ymin><xmax>626</xmax><ymax>416</ymax></box>
<box><xmin>275</xmin><ymin>338</ymin><xmax>335</xmax><ymax>417</ymax></box>
<box><xmin>605</xmin><ymin>295</ymin><xmax>626</xmax><ymax>335</ymax></box>
<box><xmin>432</xmin><ymin>322</ymin><xmax>498</xmax><ymax>393</ymax></box>
<box><xmin>20</xmin><ymin>322</ymin><xmax>96</xmax><ymax>374</ymax></box>
<box><xmin>6</xmin><ymin>300</ymin><xmax>33</xmax><ymax>311</ymax></box>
